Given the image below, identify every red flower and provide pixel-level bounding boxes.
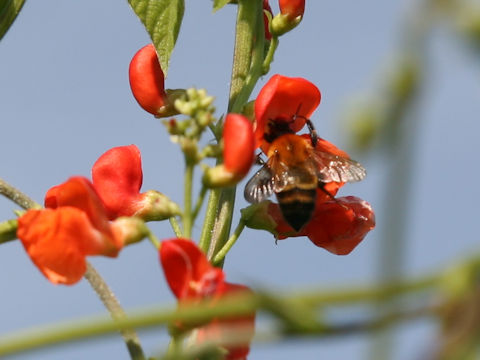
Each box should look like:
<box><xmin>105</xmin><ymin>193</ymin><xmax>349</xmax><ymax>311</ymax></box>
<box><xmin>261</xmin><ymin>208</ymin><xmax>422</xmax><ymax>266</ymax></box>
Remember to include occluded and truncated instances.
<box><xmin>17</xmin><ymin>177</ymin><xmax>124</xmax><ymax>285</ymax></box>
<box><xmin>248</xmin><ymin>195</ymin><xmax>375</xmax><ymax>255</ymax></box>
<box><xmin>129</xmin><ymin>44</ymin><xmax>167</xmax><ymax>116</ymax></box>
<box><xmin>254</xmin><ymin>74</ymin><xmax>321</xmax><ymax>152</ymax></box>
<box><xmin>279</xmin><ymin>0</ymin><xmax>305</xmax><ymax>19</ymax></box>
<box><xmin>301</xmin><ymin>196</ymin><xmax>375</xmax><ymax>255</ymax></box>
<box><xmin>91</xmin><ymin>145</ymin><xmax>180</xmax><ymax>221</ymax></box>
<box><xmin>223</xmin><ymin>114</ymin><xmax>255</xmax><ymax>180</ymax></box>
<box><xmin>91</xmin><ymin>145</ymin><xmax>143</xmax><ymax>219</ymax></box>
<box><xmin>159</xmin><ymin>239</ymin><xmax>255</xmax><ymax>359</ymax></box>
<box><xmin>203</xmin><ymin>114</ymin><xmax>255</xmax><ymax>188</ymax></box>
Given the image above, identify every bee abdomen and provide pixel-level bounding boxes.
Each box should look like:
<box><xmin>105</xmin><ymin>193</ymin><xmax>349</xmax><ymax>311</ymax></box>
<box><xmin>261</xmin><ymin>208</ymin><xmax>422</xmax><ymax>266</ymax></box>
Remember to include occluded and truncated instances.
<box><xmin>276</xmin><ymin>188</ymin><xmax>316</xmax><ymax>232</ymax></box>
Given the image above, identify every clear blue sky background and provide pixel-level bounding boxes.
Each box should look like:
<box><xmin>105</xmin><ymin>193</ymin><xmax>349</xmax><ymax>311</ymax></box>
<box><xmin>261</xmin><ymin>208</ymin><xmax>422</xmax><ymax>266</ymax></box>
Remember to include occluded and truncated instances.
<box><xmin>1</xmin><ymin>1</ymin><xmax>480</xmax><ymax>359</ymax></box>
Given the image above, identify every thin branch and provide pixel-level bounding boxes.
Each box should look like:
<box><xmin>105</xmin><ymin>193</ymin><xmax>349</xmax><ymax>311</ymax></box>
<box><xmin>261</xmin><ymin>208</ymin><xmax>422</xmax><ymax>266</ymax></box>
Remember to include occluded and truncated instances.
<box><xmin>84</xmin><ymin>262</ymin><xmax>146</xmax><ymax>360</ymax></box>
<box><xmin>0</xmin><ymin>178</ymin><xmax>41</xmax><ymax>210</ymax></box>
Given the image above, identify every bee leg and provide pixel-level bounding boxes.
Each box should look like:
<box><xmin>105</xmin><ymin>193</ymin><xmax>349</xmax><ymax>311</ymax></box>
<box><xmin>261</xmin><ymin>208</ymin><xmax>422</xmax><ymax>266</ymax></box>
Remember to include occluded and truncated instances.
<box><xmin>306</xmin><ymin>119</ymin><xmax>318</xmax><ymax>148</ymax></box>
<box><xmin>255</xmin><ymin>153</ymin><xmax>266</xmax><ymax>165</ymax></box>
<box><xmin>318</xmin><ymin>183</ymin><xmax>349</xmax><ymax>210</ymax></box>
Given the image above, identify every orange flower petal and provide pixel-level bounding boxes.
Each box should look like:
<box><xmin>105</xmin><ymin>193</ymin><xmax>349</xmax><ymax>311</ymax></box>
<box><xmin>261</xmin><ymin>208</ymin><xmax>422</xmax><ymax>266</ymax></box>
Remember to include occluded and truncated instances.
<box><xmin>17</xmin><ymin>208</ymin><xmax>111</xmax><ymax>285</ymax></box>
<box><xmin>92</xmin><ymin>145</ymin><xmax>143</xmax><ymax>219</ymax></box>
<box><xmin>44</xmin><ymin>177</ymin><xmax>114</xmax><ymax>240</ymax></box>
<box><xmin>303</xmin><ymin>196</ymin><xmax>375</xmax><ymax>255</ymax></box>
<box><xmin>254</xmin><ymin>74</ymin><xmax>321</xmax><ymax>151</ymax></box>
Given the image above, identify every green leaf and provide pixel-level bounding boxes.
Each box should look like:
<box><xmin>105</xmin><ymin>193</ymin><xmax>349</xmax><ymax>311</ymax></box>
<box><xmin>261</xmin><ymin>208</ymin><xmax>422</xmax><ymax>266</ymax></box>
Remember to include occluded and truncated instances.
<box><xmin>0</xmin><ymin>0</ymin><xmax>26</xmax><ymax>42</ymax></box>
<box><xmin>213</xmin><ymin>0</ymin><xmax>231</xmax><ymax>12</ymax></box>
<box><xmin>128</xmin><ymin>0</ymin><xmax>185</xmax><ymax>76</ymax></box>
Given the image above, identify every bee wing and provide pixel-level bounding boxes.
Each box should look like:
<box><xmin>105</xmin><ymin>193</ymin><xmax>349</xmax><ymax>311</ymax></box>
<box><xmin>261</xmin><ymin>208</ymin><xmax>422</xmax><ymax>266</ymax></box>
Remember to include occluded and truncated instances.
<box><xmin>244</xmin><ymin>165</ymin><xmax>275</xmax><ymax>203</ymax></box>
<box><xmin>312</xmin><ymin>151</ymin><xmax>366</xmax><ymax>183</ymax></box>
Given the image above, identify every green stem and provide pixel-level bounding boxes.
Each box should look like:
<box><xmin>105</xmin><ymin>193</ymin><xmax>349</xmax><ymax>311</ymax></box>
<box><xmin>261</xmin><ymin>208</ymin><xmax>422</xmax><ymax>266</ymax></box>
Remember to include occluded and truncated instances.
<box><xmin>207</xmin><ymin>0</ymin><xmax>262</xmax><ymax>265</ymax></box>
<box><xmin>0</xmin><ymin>178</ymin><xmax>41</xmax><ymax>210</ymax></box>
<box><xmin>191</xmin><ymin>186</ymin><xmax>207</xmax><ymax>222</ymax></box>
<box><xmin>169</xmin><ymin>217</ymin><xmax>183</xmax><ymax>238</ymax></box>
<box><xmin>262</xmin><ymin>36</ymin><xmax>279</xmax><ymax>74</ymax></box>
<box><xmin>183</xmin><ymin>163</ymin><xmax>194</xmax><ymax>238</ymax></box>
<box><xmin>146</xmin><ymin>228</ymin><xmax>160</xmax><ymax>249</ymax></box>
<box><xmin>0</xmin><ymin>269</ymin><xmax>443</xmax><ymax>357</ymax></box>
<box><xmin>227</xmin><ymin>0</ymin><xmax>260</xmax><ymax>112</ymax></box>
<box><xmin>213</xmin><ymin>220</ymin><xmax>245</xmax><ymax>265</ymax></box>
<box><xmin>198</xmin><ymin>188</ymin><xmax>221</xmax><ymax>253</ymax></box>
<box><xmin>0</xmin><ymin>219</ymin><xmax>18</xmax><ymax>244</ymax></box>
<box><xmin>231</xmin><ymin>3</ymin><xmax>265</xmax><ymax>113</ymax></box>
<box><xmin>84</xmin><ymin>262</ymin><xmax>145</xmax><ymax>360</ymax></box>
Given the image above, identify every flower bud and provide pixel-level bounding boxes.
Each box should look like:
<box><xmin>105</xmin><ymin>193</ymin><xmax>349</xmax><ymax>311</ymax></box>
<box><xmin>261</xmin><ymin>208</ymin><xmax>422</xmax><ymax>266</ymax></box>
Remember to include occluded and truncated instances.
<box><xmin>223</xmin><ymin>114</ymin><xmax>255</xmax><ymax>178</ymax></box>
<box><xmin>133</xmin><ymin>190</ymin><xmax>181</xmax><ymax>222</ymax></box>
<box><xmin>111</xmin><ymin>217</ymin><xmax>149</xmax><ymax>246</ymax></box>
<box><xmin>203</xmin><ymin>114</ymin><xmax>255</xmax><ymax>188</ymax></box>
<box><xmin>129</xmin><ymin>44</ymin><xmax>180</xmax><ymax>117</ymax></box>
<box><xmin>279</xmin><ymin>0</ymin><xmax>305</xmax><ymax>19</ymax></box>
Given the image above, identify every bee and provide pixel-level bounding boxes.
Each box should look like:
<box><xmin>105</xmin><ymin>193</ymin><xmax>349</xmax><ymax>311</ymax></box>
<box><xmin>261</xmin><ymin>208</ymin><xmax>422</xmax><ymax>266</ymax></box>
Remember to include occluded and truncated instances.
<box><xmin>244</xmin><ymin>118</ymin><xmax>366</xmax><ymax>232</ymax></box>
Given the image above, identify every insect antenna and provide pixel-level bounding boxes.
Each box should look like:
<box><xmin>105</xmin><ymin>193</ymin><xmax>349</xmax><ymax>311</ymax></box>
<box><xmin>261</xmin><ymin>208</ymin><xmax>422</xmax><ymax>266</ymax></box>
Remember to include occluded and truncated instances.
<box><xmin>291</xmin><ymin>103</ymin><xmax>318</xmax><ymax>147</ymax></box>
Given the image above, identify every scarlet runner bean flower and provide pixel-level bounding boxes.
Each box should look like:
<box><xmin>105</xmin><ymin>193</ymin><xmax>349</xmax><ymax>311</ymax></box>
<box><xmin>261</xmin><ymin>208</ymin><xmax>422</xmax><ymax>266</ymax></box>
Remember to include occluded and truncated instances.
<box><xmin>242</xmin><ymin>74</ymin><xmax>375</xmax><ymax>253</ymax></box>
<box><xmin>203</xmin><ymin>114</ymin><xmax>255</xmax><ymax>188</ymax></box>
<box><xmin>17</xmin><ymin>177</ymin><xmax>133</xmax><ymax>285</ymax></box>
<box><xmin>254</xmin><ymin>74</ymin><xmax>320</xmax><ymax>152</ymax></box>
<box><xmin>91</xmin><ymin>144</ymin><xmax>180</xmax><ymax>221</ymax></box>
<box><xmin>271</xmin><ymin>0</ymin><xmax>305</xmax><ymax>36</ymax></box>
<box><xmin>159</xmin><ymin>238</ymin><xmax>255</xmax><ymax>359</ymax></box>
<box><xmin>129</xmin><ymin>44</ymin><xmax>167</xmax><ymax>116</ymax></box>
<box><xmin>129</xmin><ymin>44</ymin><xmax>183</xmax><ymax>118</ymax></box>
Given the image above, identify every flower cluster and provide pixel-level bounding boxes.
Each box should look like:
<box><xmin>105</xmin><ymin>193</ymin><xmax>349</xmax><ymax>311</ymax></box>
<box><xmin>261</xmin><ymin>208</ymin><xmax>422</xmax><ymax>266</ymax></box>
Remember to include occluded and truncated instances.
<box><xmin>17</xmin><ymin>145</ymin><xmax>179</xmax><ymax>284</ymax></box>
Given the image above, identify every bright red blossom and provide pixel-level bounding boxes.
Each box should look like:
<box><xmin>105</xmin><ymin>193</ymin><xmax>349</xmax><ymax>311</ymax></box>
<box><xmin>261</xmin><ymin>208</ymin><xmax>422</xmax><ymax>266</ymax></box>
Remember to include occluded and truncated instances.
<box><xmin>254</xmin><ymin>74</ymin><xmax>321</xmax><ymax>152</ymax></box>
<box><xmin>91</xmin><ymin>145</ymin><xmax>180</xmax><ymax>221</ymax></box>
<box><xmin>18</xmin><ymin>177</ymin><xmax>124</xmax><ymax>285</ymax></box>
<box><xmin>159</xmin><ymin>239</ymin><xmax>254</xmax><ymax>359</ymax></box>
<box><xmin>129</xmin><ymin>44</ymin><xmax>167</xmax><ymax>116</ymax></box>
<box><xmin>302</xmin><ymin>196</ymin><xmax>375</xmax><ymax>255</ymax></box>
<box><xmin>268</xmin><ymin>195</ymin><xmax>375</xmax><ymax>255</ymax></box>
<box><xmin>279</xmin><ymin>0</ymin><xmax>305</xmax><ymax>19</ymax></box>
<box><xmin>246</xmin><ymin>74</ymin><xmax>375</xmax><ymax>253</ymax></box>
<box><xmin>91</xmin><ymin>144</ymin><xmax>143</xmax><ymax>219</ymax></box>
<box><xmin>223</xmin><ymin>114</ymin><xmax>255</xmax><ymax>179</ymax></box>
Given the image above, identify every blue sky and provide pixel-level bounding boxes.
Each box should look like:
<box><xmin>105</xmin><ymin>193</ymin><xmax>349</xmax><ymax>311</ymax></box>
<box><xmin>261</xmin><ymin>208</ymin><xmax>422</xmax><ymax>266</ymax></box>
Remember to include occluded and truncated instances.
<box><xmin>1</xmin><ymin>1</ymin><xmax>480</xmax><ymax>359</ymax></box>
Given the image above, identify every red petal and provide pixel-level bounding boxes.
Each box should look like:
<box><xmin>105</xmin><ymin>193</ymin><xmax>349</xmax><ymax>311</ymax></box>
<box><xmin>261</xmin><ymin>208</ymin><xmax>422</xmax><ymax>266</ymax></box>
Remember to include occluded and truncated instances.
<box><xmin>17</xmin><ymin>208</ymin><xmax>110</xmax><ymax>285</ymax></box>
<box><xmin>92</xmin><ymin>145</ymin><xmax>143</xmax><ymax>219</ymax></box>
<box><xmin>279</xmin><ymin>0</ymin><xmax>305</xmax><ymax>19</ymax></box>
<box><xmin>254</xmin><ymin>75</ymin><xmax>321</xmax><ymax>151</ymax></box>
<box><xmin>44</xmin><ymin>177</ymin><xmax>112</xmax><ymax>237</ymax></box>
<box><xmin>223</xmin><ymin>114</ymin><xmax>255</xmax><ymax>179</ymax></box>
<box><xmin>304</xmin><ymin>196</ymin><xmax>375</xmax><ymax>255</ymax></box>
<box><xmin>129</xmin><ymin>44</ymin><xmax>167</xmax><ymax>115</ymax></box>
<box><xmin>159</xmin><ymin>238</ymin><xmax>224</xmax><ymax>300</ymax></box>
